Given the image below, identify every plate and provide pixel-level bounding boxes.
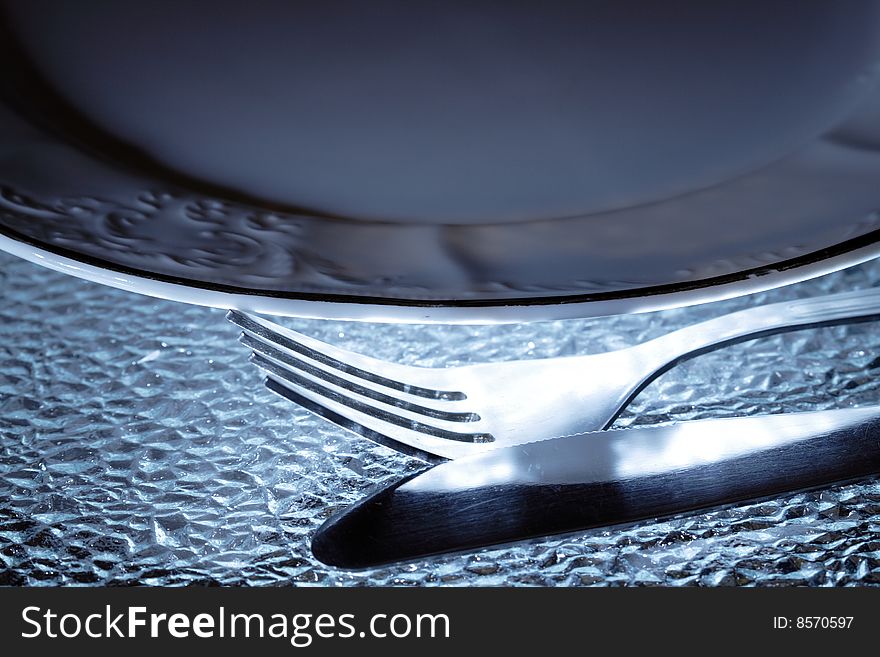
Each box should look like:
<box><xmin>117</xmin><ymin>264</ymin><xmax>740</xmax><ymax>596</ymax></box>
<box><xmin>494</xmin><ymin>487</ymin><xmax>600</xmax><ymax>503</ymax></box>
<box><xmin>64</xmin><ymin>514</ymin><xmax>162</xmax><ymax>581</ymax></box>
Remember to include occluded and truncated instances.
<box><xmin>4</xmin><ymin>2</ymin><xmax>880</xmax><ymax>323</ymax></box>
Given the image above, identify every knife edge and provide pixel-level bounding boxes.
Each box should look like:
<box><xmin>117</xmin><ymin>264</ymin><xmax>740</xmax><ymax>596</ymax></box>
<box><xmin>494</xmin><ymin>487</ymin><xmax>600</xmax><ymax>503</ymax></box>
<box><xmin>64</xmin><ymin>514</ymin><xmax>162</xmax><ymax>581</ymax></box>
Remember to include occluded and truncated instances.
<box><xmin>312</xmin><ymin>407</ymin><xmax>880</xmax><ymax>569</ymax></box>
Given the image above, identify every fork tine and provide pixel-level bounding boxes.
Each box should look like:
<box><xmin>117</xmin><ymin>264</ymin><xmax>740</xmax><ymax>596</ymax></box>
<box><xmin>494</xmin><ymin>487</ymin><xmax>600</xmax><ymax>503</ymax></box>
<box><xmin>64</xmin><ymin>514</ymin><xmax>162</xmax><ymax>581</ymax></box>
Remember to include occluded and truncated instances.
<box><xmin>261</xmin><ymin>374</ymin><xmax>493</xmax><ymax>463</ymax></box>
<box><xmin>227</xmin><ymin>310</ymin><xmax>465</xmax><ymax>401</ymax></box>
<box><xmin>252</xmin><ymin>353</ymin><xmax>492</xmax><ymax>440</ymax></box>
<box><xmin>263</xmin><ymin>377</ymin><xmax>445</xmax><ymax>463</ymax></box>
<box><xmin>244</xmin><ymin>338</ymin><xmax>480</xmax><ymax>423</ymax></box>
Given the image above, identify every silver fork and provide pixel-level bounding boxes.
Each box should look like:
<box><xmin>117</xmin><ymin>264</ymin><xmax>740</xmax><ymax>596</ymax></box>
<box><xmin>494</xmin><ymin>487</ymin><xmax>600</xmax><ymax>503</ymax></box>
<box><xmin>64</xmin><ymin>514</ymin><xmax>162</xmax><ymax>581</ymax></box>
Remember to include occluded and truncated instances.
<box><xmin>228</xmin><ymin>287</ymin><xmax>880</xmax><ymax>461</ymax></box>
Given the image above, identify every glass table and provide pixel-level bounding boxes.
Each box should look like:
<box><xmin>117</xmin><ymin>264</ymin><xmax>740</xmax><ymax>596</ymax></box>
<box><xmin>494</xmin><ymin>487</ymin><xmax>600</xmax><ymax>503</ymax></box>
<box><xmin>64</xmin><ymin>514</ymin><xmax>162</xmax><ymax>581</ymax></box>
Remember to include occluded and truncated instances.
<box><xmin>1</xmin><ymin>251</ymin><xmax>879</xmax><ymax>586</ymax></box>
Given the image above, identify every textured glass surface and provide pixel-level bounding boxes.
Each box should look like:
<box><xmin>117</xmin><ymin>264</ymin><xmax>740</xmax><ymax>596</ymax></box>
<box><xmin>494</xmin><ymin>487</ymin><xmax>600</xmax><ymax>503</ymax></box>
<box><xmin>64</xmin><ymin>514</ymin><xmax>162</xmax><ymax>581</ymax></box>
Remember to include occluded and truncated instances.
<box><xmin>1</xmin><ymin>250</ymin><xmax>879</xmax><ymax>586</ymax></box>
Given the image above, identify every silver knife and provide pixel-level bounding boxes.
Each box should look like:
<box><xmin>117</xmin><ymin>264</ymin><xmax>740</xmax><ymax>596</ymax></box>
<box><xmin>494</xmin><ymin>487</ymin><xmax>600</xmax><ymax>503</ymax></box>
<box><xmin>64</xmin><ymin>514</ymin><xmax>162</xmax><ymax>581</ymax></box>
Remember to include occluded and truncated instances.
<box><xmin>311</xmin><ymin>406</ymin><xmax>880</xmax><ymax>568</ymax></box>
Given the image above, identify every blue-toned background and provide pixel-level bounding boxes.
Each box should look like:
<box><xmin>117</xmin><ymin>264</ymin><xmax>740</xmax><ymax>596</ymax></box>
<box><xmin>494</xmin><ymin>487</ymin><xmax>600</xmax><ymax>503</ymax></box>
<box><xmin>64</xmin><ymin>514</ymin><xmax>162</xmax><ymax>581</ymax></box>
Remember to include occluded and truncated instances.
<box><xmin>1</xmin><ymin>250</ymin><xmax>879</xmax><ymax>585</ymax></box>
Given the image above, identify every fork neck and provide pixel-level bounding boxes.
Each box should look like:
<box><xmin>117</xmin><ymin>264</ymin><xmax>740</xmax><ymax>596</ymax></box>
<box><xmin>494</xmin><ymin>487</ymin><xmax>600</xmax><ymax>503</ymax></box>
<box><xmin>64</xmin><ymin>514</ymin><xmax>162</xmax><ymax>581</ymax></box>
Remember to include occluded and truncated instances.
<box><xmin>643</xmin><ymin>287</ymin><xmax>880</xmax><ymax>370</ymax></box>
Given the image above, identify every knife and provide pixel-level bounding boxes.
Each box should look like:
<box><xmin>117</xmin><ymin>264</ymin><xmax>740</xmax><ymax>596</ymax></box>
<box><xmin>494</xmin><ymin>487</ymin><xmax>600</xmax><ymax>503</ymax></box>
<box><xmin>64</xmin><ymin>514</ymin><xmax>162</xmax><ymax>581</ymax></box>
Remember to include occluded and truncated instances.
<box><xmin>311</xmin><ymin>406</ymin><xmax>880</xmax><ymax>568</ymax></box>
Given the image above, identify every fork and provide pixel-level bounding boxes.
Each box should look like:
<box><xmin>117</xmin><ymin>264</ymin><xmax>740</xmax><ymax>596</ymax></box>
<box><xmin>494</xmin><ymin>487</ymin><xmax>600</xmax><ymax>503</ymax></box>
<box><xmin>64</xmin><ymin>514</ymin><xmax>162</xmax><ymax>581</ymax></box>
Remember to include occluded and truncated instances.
<box><xmin>228</xmin><ymin>287</ymin><xmax>880</xmax><ymax>462</ymax></box>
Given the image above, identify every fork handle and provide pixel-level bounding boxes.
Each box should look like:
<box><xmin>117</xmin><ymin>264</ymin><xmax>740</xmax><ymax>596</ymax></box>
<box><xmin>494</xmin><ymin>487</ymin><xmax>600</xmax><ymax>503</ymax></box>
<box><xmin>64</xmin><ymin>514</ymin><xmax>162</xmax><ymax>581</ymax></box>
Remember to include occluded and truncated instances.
<box><xmin>647</xmin><ymin>287</ymin><xmax>880</xmax><ymax>366</ymax></box>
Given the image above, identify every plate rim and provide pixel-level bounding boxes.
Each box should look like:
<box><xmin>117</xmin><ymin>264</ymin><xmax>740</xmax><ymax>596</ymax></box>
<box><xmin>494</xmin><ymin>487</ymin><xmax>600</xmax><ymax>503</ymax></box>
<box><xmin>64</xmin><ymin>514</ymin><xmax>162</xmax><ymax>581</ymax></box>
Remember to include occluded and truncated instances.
<box><xmin>4</xmin><ymin>227</ymin><xmax>880</xmax><ymax>324</ymax></box>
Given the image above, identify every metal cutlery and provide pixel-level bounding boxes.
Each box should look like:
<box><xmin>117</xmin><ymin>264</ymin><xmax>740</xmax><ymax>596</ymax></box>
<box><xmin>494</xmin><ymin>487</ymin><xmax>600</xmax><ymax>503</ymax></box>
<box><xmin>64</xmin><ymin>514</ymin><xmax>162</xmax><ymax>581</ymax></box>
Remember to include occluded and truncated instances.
<box><xmin>228</xmin><ymin>287</ymin><xmax>880</xmax><ymax>461</ymax></box>
<box><xmin>310</xmin><ymin>406</ymin><xmax>880</xmax><ymax>568</ymax></box>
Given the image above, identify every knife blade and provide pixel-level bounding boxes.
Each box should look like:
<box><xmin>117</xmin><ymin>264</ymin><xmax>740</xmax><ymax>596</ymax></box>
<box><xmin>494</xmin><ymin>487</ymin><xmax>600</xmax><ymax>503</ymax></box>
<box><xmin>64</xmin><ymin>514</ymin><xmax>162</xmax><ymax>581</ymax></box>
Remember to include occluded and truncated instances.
<box><xmin>311</xmin><ymin>406</ymin><xmax>880</xmax><ymax>569</ymax></box>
